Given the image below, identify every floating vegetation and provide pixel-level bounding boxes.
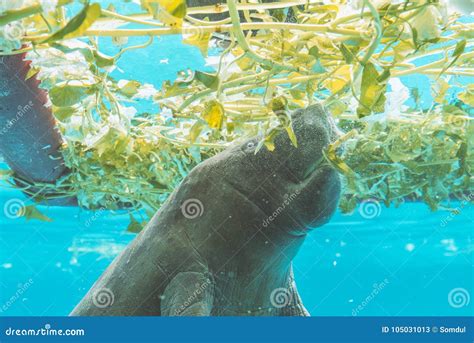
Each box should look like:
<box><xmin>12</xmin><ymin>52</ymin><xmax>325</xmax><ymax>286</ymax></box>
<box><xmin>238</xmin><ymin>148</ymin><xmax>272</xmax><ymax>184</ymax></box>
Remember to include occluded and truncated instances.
<box><xmin>0</xmin><ymin>0</ymin><xmax>472</xmax><ymax>224</ymax></box>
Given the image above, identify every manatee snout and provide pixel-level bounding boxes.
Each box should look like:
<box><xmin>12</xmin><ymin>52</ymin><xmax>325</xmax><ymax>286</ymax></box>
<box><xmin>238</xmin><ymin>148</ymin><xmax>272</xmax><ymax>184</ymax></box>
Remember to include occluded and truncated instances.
<box><xmin>283</xmin><ymin>104</ymin><xmax>341</xmax><ymax>231</ymax></box>
<box><xmin>239</xmin><ymin>103</ymin><xmax>341</xmax><ymax>235</ymax></box>
<box><xmin>279</xmin><ymin>103</ymin><xmax>340</xmax><ymax>182</ymax></box>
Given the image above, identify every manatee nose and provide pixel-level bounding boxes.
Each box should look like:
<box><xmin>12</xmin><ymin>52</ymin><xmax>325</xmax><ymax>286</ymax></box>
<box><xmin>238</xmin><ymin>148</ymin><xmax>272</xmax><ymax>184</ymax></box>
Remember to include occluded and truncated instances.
<box><xmin>285</xmin><ymin>103</ymin><xmax>341</xmax><ymax>179</ymax></box>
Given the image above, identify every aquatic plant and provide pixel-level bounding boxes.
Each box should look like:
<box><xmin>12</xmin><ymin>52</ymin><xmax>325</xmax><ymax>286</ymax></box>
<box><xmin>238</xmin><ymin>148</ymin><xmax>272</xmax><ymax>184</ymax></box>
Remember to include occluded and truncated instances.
<box><xmin>0</xmin><ymin>0</ymin><xmax>472</xmax><ymax>225</ymax></box>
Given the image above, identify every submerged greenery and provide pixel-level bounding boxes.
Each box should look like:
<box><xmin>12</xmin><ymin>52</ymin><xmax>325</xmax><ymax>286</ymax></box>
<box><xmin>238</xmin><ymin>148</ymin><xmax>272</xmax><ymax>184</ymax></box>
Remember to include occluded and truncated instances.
<box><xmin>0</xmin><ymin>0</ymin><xmax>472</xmax><ymax>225</ymax></box>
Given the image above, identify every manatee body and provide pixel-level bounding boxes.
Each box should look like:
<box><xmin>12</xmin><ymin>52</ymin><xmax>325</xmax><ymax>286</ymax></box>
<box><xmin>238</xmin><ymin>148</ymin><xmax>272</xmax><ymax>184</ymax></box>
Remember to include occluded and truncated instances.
<box><xmin>71</xmin><ymin>104</ymin><xmax>341</xmax><ymax>316</ymax></box>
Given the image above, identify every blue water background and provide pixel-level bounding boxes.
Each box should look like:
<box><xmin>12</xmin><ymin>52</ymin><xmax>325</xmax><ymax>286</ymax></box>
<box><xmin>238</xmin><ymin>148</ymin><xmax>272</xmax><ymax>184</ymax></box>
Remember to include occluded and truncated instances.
<box><xmin>1</xmin><ymin>185</ymin><xmax>472</xmax><ymax>316</ymax></box>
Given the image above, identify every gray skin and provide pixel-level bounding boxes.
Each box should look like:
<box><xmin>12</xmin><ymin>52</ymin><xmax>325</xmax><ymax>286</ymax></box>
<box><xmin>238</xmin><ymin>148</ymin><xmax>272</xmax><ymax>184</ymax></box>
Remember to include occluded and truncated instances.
<box><xmin>71</xmin><ymin>104</ymin><xmax>341</xmax><ymax>316</ymax></box>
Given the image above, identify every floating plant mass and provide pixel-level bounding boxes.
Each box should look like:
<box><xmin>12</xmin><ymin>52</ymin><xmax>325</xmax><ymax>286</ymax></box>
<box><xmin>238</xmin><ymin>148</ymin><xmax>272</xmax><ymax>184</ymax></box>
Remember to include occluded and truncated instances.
<box><xmin>0</xmin><ymin>0</ymin><xmax>472</xmax><ymax>227</ymax></box>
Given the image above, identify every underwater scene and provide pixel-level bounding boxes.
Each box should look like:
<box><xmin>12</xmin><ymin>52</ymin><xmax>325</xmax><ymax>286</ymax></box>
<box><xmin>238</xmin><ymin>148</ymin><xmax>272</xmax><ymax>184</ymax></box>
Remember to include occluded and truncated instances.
<box><xmin>0</xmin><ymin>0</ymin><xmax>472</xmax><ymax>318</ymax></box>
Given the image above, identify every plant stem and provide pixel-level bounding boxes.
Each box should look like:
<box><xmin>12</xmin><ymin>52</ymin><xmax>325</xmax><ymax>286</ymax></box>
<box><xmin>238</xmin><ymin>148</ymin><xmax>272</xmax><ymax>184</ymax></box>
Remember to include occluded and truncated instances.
<box><xmin>25</xmin><ymin>21</ymin><xmax>365</xmax><ymax>41</ymax></box>
<box><xmin>393</xmin><ymin>51</ymin><xmax>474</xmax><ymax>76</ymax></box>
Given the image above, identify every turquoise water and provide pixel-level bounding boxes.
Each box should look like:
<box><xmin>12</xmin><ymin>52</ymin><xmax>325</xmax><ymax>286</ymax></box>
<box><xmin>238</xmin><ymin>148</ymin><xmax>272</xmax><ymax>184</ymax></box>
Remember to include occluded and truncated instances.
<box><xmin>0</xmin><ymin>186</ymin><xmax>472</xmax><ymax>316</ymax></box>
<box><xmin>0</xmin><ymin>13</ymin><xmax>472</xmax><ymax>316</ymax></box>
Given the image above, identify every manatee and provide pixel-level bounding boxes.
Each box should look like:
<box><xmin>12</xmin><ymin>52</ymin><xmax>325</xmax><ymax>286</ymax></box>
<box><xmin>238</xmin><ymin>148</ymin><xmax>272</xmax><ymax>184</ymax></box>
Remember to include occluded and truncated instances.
<box><xmin>71</xmin><ymin>103</ymin><xmax>341</xmax><ymax>316</ymax></box>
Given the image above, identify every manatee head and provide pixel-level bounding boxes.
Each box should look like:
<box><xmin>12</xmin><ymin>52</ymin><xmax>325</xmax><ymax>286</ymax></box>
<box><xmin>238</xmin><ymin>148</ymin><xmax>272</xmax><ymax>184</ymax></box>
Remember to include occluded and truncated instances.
<box><xmin>271</xmin><ymin>103</ymin><xmax>340</xmax><ymax>182</ymax></box>
<box><xmin>211</xmin><ymin>103</ymin><xmax>341</xmax><ymax>236</ymax></box>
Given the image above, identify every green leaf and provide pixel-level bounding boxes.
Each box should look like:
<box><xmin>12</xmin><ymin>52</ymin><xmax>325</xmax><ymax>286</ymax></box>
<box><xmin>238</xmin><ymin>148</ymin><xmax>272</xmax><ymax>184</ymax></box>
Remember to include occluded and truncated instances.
<box><xmin>339</xmin><ymin>43</ymin><xmax>354</xmax><ymax>63</ymax></box>
<box><xmin>357</xmin><ymin>63</ymin><xmax>387</xmax><ymax>118</ymax></box>
<box><xmin>50</xmin><ymin>84</ymin><xmax>88</xmax><ymax>107</ymax></box>
<box><xmin>118</xmin><ymin>80</ymin><xmax>141</xmax><ymax>98</ymax></box>
<box><xmin>94</xmin><ymin>51</ymin><xmax>115</xmax><ymax>68</ymax></box>
<box><xmin>286</xmin><ymin>126</ymin><xmax>298</xmax><ymax>148</ymax></box>
<box><xmin>20</xmin><ymin>205</ymin><xmax>53</xmax><ymax>222</ymax></box>
<box><xmin>263</xmin><ymin>129</ymin><xmax>279</xmax><ymax>152</ymax></box>
<box><xmin>53</xmin><ymin>106</ymin><xmax>76</xmax><ymax>121</ymax></box>
<box><xmin>142</xmin><ymin>0</ymin><xmax>186</xmax><ymax>27</ymax></box>
<box><xmin>189</xmin><ymin>121</ymin><xmax>205</xmax><ymax>143</ymax></box>
<box><xmin>377</xmin><ymin>68</ymin><xmax>391</xmax><ymax>83</ymax></box>
<box><xmin>452</xmin><ymin>39</ymin><xmax>467</xmax><ymax>58</ymax></box>
<box><xmin>127</xmin><ymin>214</ymin><xmax>144</xmax><ymax>233</ymax></box>
<box><xmin>195</xmin><ymin>71</ymin><xmax>219</xmax><ymax>90</ymax></box>
<box><xmin>42</xmin><ymin>3</ymin><xmax>101</xmax><ymax>44</ymax></box>
<box><xmin>0</xmin><ymin>169</ymin><xmax>12</xmax><ymax>181</ymax></box>
<box><xmin>439</xmin><ymin>39</ymin><xmax>466</xmax><ymax>76</ymax></box>
<box><xmin>308</xmin><ymin>46</ymin><xmax>319</xmax><ymax>59</ymax></box>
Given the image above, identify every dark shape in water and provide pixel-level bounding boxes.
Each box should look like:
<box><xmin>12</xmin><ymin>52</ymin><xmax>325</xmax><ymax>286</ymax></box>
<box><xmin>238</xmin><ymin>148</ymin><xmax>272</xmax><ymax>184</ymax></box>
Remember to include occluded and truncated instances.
<box><xmin>0</xmin><ymin>53</ymin><xmax>75</xmax><ymax>205</ymax></box>
<box><xmin>71</xmin><ymin>104</ymin><xmax>341</xmax><ymax>316</ymax></box>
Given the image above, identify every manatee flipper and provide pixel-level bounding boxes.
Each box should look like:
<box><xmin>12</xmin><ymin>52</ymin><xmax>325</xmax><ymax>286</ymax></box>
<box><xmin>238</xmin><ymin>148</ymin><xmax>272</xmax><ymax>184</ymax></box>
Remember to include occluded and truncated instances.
<box><xmin>161</xmin><ymin>272</ymin><xmax>214</xmax><ymax>316</ymax></box>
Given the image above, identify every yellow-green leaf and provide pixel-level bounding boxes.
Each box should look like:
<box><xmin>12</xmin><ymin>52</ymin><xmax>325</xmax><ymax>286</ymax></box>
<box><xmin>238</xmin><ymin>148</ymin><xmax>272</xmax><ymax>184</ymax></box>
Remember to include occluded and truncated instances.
<box><xmin>189</xmin><ymin>121</ymin><xmax>205</xmax><ymax>143</ymax></box>
<box><xmin>439</xmin><ymin>39</ymin><xmax>466</xmax><ymax>76</ymax></box>
<box><xmin>89</xmin><ymin>127</ymin><xmax>129</xmax><ymax>157</ymax></box>
<box><xmin>127</xmin><ymin>214</ymin><xmax>144</xmax><ymax>233</ymax></box>
<box><xmin>119</xmin><ymin>80</ymin><xmax>141</xmax><ymax>98</ymax></box>
<box><xmin>0</xmin><ymin>169</ymin><xmax>12</xmax><ymax>181</ymax></box>
<box><xmin>323</xmin><ymin>130</ymin><xmax>358</xmax><ymax>177</ymax></box>
<box><xmin>269</xmin><ymin>96</ymin><xmax>288</xmax><ymax>114</ymax></box>
<box><xmin>286</xmin><ymin>126</ymin><xmax>298</xmax><ymax>148</ymax></box>
<box><xmin>50</xmin><ymin>84</ymin><xmax>88</xmax><ymax>107</ymax></box>
<box><xmin>339</xmin><ymin>43</ymin><xmax>355</xmax><ymax>64</ymax></box>
<box><xmin>53</xmin><ymin>106</ymin><xmax>76</xmax><ymax>122</ymax></box>
<box><xmin>194</xmin><ymin>71</ymin><xmax>219</xmax><ymax>90</ymax></box>
<box><xmin>20</xmin><ymin>205</ymin><xmax>53</xmax><ymax>222</ymax></box>
<box><xmin>357</xmin><ymin>63</ymin><xmax>387</xmax><ymax>118</ymax></box>
<box><xmin>263</xmin><ymin>130</ymin><xmax>279</xmax><ymax>152</ymax></box>
<box><xmin>94</xmin><ymin>50</ymin><xmax>115</xmax><ymax>68</ymax></box>
<box><xmin>42</xmin><ymin>3</ymin><xmax>101</xmax><ymax>43</ymax></box>
<box><xmin>324</xmin><ymin>65</ymin><xmax>351</xmax><ymax>94</ymax></box>
<box><xmin>182</xmin><ymin>22</ymin><xmax>211</xmax><ymax>56</ymax></box>
<box><xmin>327</xmin><ymin>100</ymin><xmax>348</xmax><ymax>116</ymax></box>
<box><xmin>143</xmin><ymin>0</ymin><xmax>186</xmax><ymax>27</ymax></box>
<box><xmin>202</xmin><ymin>100</ymin><xmax>224</xmax><ymax>129</ymax></box>
<box><xmin>458</xmin><ymin>85</ymin><xmax>474</xmax><ymax>107</ymax></box>
<box><xmin>432</xmin><ymin>79</ymin><xmax>449</xmax><ymax>104</ymax></box>
<box><xmin>25</xmin><ymin>66</ymin><xmax>39</xmax><ymax>80</ymax></box>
